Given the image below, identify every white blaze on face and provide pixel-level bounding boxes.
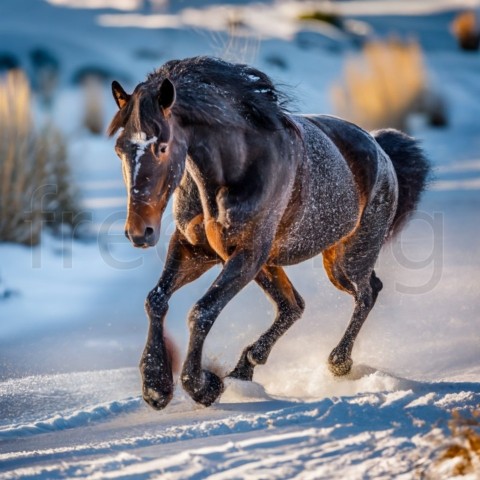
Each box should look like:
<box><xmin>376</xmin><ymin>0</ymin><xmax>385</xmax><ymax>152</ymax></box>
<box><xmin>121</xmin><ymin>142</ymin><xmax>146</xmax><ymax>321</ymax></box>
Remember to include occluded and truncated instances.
<box><xmin>130</xmin><ymin>131</ymin><xmax>158</xmax><ymax>184</ymax></box>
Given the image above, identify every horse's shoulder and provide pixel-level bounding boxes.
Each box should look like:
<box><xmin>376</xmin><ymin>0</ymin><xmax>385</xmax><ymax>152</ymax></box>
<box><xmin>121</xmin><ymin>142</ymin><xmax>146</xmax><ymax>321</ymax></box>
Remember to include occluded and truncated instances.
<box><xmin>173</xmin><ymin>173</ymin><xmax>209</xmax><ymax>246</ymax></box>
<box><xmin>174</xmin><ymin>171</ymin><xmax>202</xmax><ymax>221</ymax></box>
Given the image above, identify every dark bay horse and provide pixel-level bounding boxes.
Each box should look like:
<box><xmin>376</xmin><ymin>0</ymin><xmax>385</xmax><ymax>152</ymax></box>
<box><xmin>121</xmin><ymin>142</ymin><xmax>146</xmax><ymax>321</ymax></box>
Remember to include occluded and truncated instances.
<box><xmin>108</xmin><ymin>56</ymin><xmax>430</xmax><ymax>410</ymax></box>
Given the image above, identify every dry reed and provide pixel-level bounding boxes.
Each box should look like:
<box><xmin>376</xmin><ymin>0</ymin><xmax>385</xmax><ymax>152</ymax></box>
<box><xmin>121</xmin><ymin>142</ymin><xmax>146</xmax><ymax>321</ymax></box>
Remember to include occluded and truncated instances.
<box><xmin>419</xmin><ymin>409</ymin><xmax>480</xmax><ymax>479</ymax></box>
<box><xmin>451</xmin><ymin>10</ymin><xmax>480</xmax><ymax>51</ymax></box>
<box><xmin>331</xmin><ymin>38</ymin><xmax>427</xmax><ymax>131</ymax></box>
<box><xmin>82</xmin><ymin>74</ymin><xmax>104</xmax><ymax>135</ymax></box>
<box><xmin>0</xmin><ymin>69</ymin><xmax>79</xmax><ymax>245</ymax></box>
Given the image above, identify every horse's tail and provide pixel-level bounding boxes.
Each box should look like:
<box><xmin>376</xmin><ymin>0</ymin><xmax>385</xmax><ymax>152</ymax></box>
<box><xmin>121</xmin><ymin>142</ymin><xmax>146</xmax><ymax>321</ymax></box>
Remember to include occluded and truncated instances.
<box><xmin>372</xmin><ymin>128</ymin><xmax>431</xmax><ymax>238</ymax></box>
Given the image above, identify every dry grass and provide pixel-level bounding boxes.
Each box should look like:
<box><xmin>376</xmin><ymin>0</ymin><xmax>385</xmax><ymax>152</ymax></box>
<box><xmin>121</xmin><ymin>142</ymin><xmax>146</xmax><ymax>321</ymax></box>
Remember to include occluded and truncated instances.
<box><xmin>451</xmin><ymin>10</ymin><xmax>480</xmax><ymax>51</ymax></box>
<box><xmin>0</xmin><ymin>70</ymin><xmax>44</xmax><ymax>245</ymax></box>
<box><xmin>421</xmin><ymin>410</ymin><xmax>480</xmax><ymax>478</ymax></box>
<box><xmin>331</xmin><ymin>38</ymin><xmax>428</xmax><ymax>131</ymax></box>
<box><xmin>30</xmin><ymin>48</ymin><xmax>60</xmax><ymax>108</ymax></box>
<box><xmin>39</xmin><ymin>124</ymin><xmax>82</xmax><ymax>233</ymax></box>
<box><xmin>437</xmin><ymin>410</ymin><xmax>480</xmax><ymax>476</ymax></box>
<box><xmin>82</xmin><ymin>74</ymin><xmax>104</xmax><ymax>135</ymax></box>
<box><xmin>298</xmin><ymin>10</ymin><xmax>342</xmax><ymax>28</ymax></box>
<box><xmin>0</xmin><ymin>69</ymin><xmax>80</xmax><ymax>245</ymax></box>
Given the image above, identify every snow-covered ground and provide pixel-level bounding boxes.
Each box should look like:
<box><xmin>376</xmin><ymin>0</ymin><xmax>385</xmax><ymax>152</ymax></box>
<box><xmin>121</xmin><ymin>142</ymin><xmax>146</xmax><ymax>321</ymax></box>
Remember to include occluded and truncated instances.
<box><xmin>1</xmin><ymin>1</ymin><xmax>479</xmax><ymax>478</ymax></box>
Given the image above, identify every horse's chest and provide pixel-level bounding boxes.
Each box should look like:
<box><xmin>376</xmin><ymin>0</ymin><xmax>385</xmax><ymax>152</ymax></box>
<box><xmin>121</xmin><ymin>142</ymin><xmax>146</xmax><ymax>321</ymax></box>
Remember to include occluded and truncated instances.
<box><xmin>179</xmin><ymin>210</ymin><xmax>238</xmax><ymax>260</ymax></box>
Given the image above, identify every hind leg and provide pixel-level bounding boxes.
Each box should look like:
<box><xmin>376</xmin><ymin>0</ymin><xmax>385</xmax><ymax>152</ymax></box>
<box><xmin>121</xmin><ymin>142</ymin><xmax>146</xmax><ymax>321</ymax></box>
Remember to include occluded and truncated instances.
<box><xmin>228</xmin><ymin>266</ymin><xmax>305</xmax><ymax>381</ymax></box>
<box><xmin>324</xmin><ymin>213</ymin><xmax>388</xmax><ymax>376</ymax></box>
<box><xmin>327</xmin><ymin>269</ymin><xmax>383</xmax><ymax>375</ymax></box>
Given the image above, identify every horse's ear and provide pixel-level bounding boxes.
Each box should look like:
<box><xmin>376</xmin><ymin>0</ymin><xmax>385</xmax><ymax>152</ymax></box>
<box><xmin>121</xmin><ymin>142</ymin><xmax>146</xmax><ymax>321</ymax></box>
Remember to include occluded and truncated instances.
<box><xmin>112</xmin><ymin>80</ymin><xmax>130</xmax><ymax>109</ymax></box>
<box><xmin>158</xmin><ymin>78</ymin><xmax>176</xmax><ymax>112</ymax></box>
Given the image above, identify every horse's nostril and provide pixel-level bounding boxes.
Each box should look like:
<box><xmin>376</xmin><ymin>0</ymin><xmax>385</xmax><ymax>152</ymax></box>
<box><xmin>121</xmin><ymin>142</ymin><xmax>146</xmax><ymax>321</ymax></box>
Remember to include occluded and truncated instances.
<box><xmin>124</xmin><ymin>229</ymin><xmax>130</xmax><ymax>240</ymax></box>
<box><xmin>145</xmin><ymin>227</ymin><xmax>154</xmax><ymax>240</ymax></box>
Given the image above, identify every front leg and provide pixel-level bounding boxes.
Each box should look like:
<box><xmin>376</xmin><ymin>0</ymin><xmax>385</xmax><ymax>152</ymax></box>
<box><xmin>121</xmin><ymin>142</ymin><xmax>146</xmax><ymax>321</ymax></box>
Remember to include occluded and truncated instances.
<box><xmin>181</xmin><ymin>247</ymin><xmax>268</xmax><ymax>406</ymax></box>
<box><xmin>141</xmin><ymin>230</ymin><xmax>218</xmax><ymax>410</ymax></box>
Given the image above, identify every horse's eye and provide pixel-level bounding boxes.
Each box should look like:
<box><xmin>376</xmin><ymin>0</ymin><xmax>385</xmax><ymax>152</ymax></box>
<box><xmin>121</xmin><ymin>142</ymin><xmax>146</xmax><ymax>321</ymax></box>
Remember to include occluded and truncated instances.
<box><xmin>159</xmin><ymin>143</ymin><xmax>168</xmax><ymax>154</ymax></box>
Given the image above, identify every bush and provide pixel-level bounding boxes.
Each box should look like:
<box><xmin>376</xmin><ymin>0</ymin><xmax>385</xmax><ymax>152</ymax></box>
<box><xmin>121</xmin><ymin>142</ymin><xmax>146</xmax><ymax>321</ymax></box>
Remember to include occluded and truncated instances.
<box><xmin>30</xmin><ymin>48</ymin><xmax>60</xmax><ymax>108</ymax></box>
<box><xmin>82</xmin><ymin>74</ymin><xmax>104</xmax><ymax>135</ymax></box>
<box><xmin>0</xmin><ymin>69</ymin><xmax>81</xmax><ymax>245</ymax></box>
<box><xmin>426</xmin><ymin>410</ymin><xmax>480</xmax><ymax>478</ymax></box>
<box><xmin>451</xmin><ymin>10</ymin><xmax>480</xmax><ymax>51</ymax></box>
<box><xmin>298</xmin><ymin>10</ymin><xmax>342</xmax><ymax>29</ymax></box>
<box><xmin>331</xmin><ymin>38</ymin><xmax>429</xmax><ymax>131</ymax></box>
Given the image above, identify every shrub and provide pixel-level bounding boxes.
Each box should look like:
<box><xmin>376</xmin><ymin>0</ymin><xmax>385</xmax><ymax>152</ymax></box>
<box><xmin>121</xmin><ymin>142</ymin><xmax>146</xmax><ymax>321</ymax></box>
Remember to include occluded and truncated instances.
<box><xmin>82</xmin><ymin>74</ymin><xmax>104</xmax><ymax>135</ymax></box>
<box><xmin>0</xmin><ymin>69</ymin><xmax>81</xmax><ymax>245</ymax></box>
<box><xmin>30</xmin><ymin>48</ymin><xmax>60</xmax><ymax>108</ymax></box>
<box><xmin>426</xmin><ymin>410</ymin><xmax>480</xmax><ymax>478</ymax></box>
<box><xmin>331</xmin><ymin>38</ymin><xmax>429</xmax><ymax>131</ymax></box>
<box><xmin>298</xmin><ymin>10</ymin><xmax>343</xmax><ymax>29</ymax></box>
<box><xmin>451</xmin><ymin>10</ymin><xmax>480</xmax><ymax>51</ymax></box>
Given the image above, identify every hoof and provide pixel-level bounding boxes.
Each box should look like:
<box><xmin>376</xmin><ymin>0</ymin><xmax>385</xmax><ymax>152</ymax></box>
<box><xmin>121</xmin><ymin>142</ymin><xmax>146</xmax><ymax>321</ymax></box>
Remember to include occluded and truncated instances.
<box><xmin>142</xmin><ymin>384</ymin><xmax>173</xmax><ymax>410</ymax></box>
<box><xmin>182</xmin><ymin>369</ymin><xmax>224</xmax><ymax>407</ymax></box>
<box><xmin>328</xmin><ymin>351</ymin><xmax>353</xmax><ymax>377</ymax></box>
<box><xmin>228</xmin><ymin>365</ymin><xmax>254</xmax><ymax>382</ymax></box>
<box><xmin>140</xmin><ymin>357</ymin><xmax>174</xmax><ymax>410</ymax></box>
<box><xmin>228</xmin><ymin>350</ymin><xmax>255</xmax><ymax>381</ymax></box>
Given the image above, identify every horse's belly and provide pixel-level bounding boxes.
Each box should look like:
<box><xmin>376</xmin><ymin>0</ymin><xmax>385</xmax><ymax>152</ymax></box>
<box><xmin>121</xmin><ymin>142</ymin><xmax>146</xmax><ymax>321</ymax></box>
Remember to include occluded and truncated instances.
<box><xmin>270</xmin><ymin>199</ymin><xmax>359</xmax><ymax>266</ymax></box>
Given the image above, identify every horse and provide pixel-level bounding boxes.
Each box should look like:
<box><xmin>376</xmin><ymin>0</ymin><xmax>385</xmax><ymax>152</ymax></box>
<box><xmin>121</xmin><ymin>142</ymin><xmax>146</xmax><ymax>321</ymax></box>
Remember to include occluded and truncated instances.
<box><xmin>108</xmin><ymin>56</ymin><xmax>430</xmax><ymax>410</ymax></box>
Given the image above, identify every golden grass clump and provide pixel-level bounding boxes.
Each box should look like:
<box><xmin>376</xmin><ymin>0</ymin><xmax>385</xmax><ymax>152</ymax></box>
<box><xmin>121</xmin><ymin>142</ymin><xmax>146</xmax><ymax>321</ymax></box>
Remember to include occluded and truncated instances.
<box><xmin>331</xmin><ymin>38</ymin><xmax>427</xmax><ymax>131</ymax></box>
<box><xmin>82</xmin><ymin>74</ymin><xmax>104</xmax><ymax>135</ymax></box>
<box><xmin>451</xmin><ymin>10</ymin><xmax>480</xmax><ymax>51</ymax></box>
<box><xmin>0</xmin><ymin>70</ymin><xmax>44</xmax><ymax>245</ymax></box>
<box><xmin>439</xmin><ymin>410</ymin><xmax>480</xmax><ymax>476</ymax></box>
<box><xmin>422</xmin><ymin>409</ymin><xmax>480</xmax><ymax>478</ymax></box>
<box><xmin>298</xmin><ymin>10</ymin><xmax>342</xmax><ymax>28</ymax></box>
<box><xmin>0</xmin><ymin>69</ymin><xmax>79</xmax><ymax>245</ymax></box>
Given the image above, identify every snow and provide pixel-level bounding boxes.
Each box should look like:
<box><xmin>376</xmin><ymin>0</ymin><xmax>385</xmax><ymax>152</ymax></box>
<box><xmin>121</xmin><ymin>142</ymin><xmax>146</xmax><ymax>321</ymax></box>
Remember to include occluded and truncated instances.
<box><xmin>46</xmin><ymin>0</ymin><xmax>142</xmax><ymax>10</ymax></box>
<box><xmin>1</xmin><ymin>0</ymin><xmax>480</xmax><ymax>478</ymax></box>
<box><xmin>1</xmin><ymin>371</ymin><xmax>478</xmax><ymax>478</ymax></box>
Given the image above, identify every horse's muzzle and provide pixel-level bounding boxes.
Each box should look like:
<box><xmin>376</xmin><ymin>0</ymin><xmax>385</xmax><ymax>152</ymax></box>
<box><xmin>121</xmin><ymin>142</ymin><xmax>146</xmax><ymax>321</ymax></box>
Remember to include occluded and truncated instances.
<box><xmin>125</xmin><ymin>225</ymin><xmax>159</xmax><ymax>248</ymax></box>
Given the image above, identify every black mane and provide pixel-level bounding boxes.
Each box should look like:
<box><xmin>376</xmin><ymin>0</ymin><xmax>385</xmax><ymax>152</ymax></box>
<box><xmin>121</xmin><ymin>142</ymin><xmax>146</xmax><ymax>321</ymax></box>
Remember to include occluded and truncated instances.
<box><xmin>108</xmin><ymin>56</ymin><xmax>295</xmax><ymax>136</ymax></box>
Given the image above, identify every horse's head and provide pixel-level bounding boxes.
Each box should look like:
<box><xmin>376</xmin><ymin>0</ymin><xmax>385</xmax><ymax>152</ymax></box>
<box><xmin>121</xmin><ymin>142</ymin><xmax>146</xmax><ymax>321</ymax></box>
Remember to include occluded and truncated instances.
<box><xmin>109</xmin><ymin>78</ymin><xmax>185</xmax><ymax>248</ymax></box>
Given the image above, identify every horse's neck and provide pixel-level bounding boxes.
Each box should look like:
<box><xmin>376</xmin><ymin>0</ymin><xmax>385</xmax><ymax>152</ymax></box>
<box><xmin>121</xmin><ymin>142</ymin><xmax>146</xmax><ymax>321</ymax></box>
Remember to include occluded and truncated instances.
<box><xmin>186</xmin><ymin>124</ymin><xmax>247</xmax><ymax>187</ymax></box>
<box><xmin>182</xmin><ymin>123</ymin><xmax>249</xmax><ymax>222</ymax></box>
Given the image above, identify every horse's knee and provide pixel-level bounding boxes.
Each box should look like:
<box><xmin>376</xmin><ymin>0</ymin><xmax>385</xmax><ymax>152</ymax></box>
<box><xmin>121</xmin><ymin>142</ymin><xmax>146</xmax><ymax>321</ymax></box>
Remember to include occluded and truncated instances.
<box><xmin>354</xmin><ymin>273</ymin><xmax>382</xmax><ymax>308</ymax></box>
<box><xmin>286</xmin><ymin>302</ymin><xmax>304</xmax><ymax>324</ymax></box>
<box><xmin>187</xmin><ymin>301</ymin><xmax>217</xmax><ymax>336</ymax></box>
<box><xmin>145</xmin><ymin>288</ymin><xmax>168</xmax><ymax>319</ymax></box>
<box><xmin>355</xmin><ymin>288</ymin><xmax>375</xmax><ymax>311</ymax></box>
